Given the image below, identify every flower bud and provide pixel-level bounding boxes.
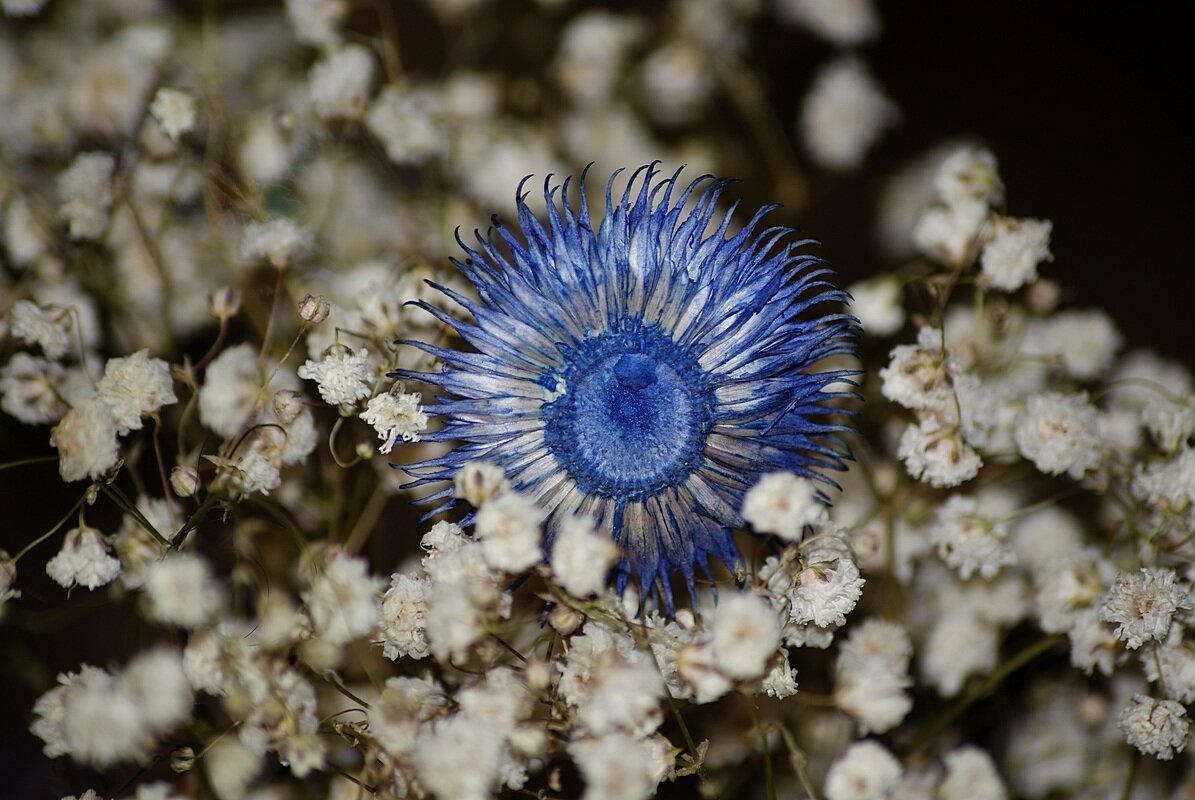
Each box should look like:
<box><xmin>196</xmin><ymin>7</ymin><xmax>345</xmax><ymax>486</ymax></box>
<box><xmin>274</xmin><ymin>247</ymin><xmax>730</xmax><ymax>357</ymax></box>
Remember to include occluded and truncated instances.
<box><xmin>547</xmin><ymin>603</ymin><xmax>582</xmax><ymax>635</ymax></box>
<box><xmin>453</xmin><ymin>460</ymin><xmax>510</xmax><ymax>507</ymax></box>
<box><xmin>170</xmin><ymin>465</ymin><xmax>200</xmax><ymax>497</ymax></box>
<box><xmin>298</xmin><ymin>293</ymin><xmax>330</xmax><ymax>324</ymax></box>
<box><xmin>273</xmin><ymin>389</ymin><xmax>304</xmax><ymax>424</ymax></box>
<box><xmin>209</xmin><ymin>286</ymin><xmax>242</xmax><ymax>320</ymax></box>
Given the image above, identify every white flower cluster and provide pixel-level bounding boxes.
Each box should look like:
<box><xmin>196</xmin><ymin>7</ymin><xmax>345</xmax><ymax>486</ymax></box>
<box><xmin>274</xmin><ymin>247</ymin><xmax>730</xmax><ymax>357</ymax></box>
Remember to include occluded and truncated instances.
<box><xmin>1</xmin><ymin>1</ymin><xmax>1192</xmax><ymax>798</ymax></box>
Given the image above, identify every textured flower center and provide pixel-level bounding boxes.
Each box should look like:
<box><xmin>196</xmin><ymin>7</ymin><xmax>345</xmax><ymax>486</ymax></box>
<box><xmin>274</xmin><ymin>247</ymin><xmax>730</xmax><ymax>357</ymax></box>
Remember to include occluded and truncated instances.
<box><xmin>543</xmin><ymin>321</ymin><xmax>713</xmax><ymax>501</ymax></box>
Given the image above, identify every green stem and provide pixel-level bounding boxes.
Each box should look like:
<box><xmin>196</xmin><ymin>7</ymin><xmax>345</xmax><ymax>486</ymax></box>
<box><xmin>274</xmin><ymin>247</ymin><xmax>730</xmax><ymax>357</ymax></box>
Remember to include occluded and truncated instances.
<box><xmin>908</xmin><ymin>634</ymin><xmax>1064</xmax><ymax>754</ymax></box>
<box><xmin>14</xmin><ymin>493</ymin><xmax>87</xmax><ymax>562</ymax></box>
<box><xmin>0</xmin><ymin>455</ymin><xmax>59</xmax><ymax>472</ymax></box>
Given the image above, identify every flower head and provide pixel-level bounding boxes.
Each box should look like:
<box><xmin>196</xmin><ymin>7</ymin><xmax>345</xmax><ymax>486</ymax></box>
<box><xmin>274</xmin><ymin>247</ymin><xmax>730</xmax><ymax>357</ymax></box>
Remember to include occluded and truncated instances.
<box><xmin>396</xmin><ymin>165</ymin><xmax>858</xmax><ymax>611</ymax></box>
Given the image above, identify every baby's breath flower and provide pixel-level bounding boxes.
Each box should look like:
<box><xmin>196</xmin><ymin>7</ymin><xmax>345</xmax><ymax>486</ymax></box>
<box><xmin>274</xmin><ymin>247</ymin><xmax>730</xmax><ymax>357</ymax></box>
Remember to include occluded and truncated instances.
<box><xmin>143</xmin><ymin>553</ymin><xmax>224</xmax><ymax>629</ymax></box>
<box><xmin>549</xmin><ymin>514</ymin><xmax>620</xmax><ymax>598</ymax></box>
<box><xmin>198</xmin><ymin>344</ymin><xmax>259</xmax><ymax>438</ymax></box>
<box><xmin>453</xmin><ymin>460</ymin><xmax>510</xmax><ymax>506</ymax></box>
<box><xmin>58</xmin><ymin>152</ymin><xmax>115</xmax><ymax>241</ymax></box>
<box><xmin>569</xmin><ymin>732</ymin><xmax>669</xmax><ymax>800</ymax></box>
<box><xmin>1142</xmin><ymin>394</ymin><xmax>1195</xmax><ymax>453</ymax></box>
<box><xmin>96</xmin><ymin>350</ymin><xmax>177</xmax><ymax>435</ymax></box>
<box><xmin>45</xmin><ymin>525</ymin><xmax>121</xmax><ymax>591</ymax></box>
<box><xmin>707</xmin><ymin>591</ymin><xmax>781</xmax><ymax>681</ymax></box>
<box><xmin>848</xmin><ymin>276</ymin><xmax>905</xmax><ymax>337</ymax></box>
<box><xmin>297</xmin><ymin>345</ymin><xmax>375</xmax><ymax>410</ymax></box>
<box><xmin>51</xmin><ymin>399</ymin><xmax>120</xmax><ymax>483</ymax></box>
<box><xmin>1098</xmin><ymin>567</ymin><xmax>1191</xmax><ymax>650</ymax></box>
<box><xmin>285</xmin><ymin>0</ymin><xmax>347</xmax><ymax>45</ymax></box>
<box><xmin>475</xmin><ymin>490</ymin><xmax>544</xmax><ymax>573</ymax></box>
<box><xmin>823</xmin><ymin>740</ymin><xmax>902</xmax><ymax>800</ymax></box>
<box><xmin>741</xmin><ymin>471</ymin><xmax>827</xmax><ymax>540</ymax></box>
<box><xmin>148</xmin><ymin>88</ymin><xmax>196</xmax><ymax>140</ymax></box>
<box><xmin>777</xmin><ymin>0</ymin><xmax>880</xmax><ymax>45</ymax></box>
<box><xmin>1</xmin><ymin>352</ymin><xmax>68</xmax><ymax>424</ymax></box>
<box><xmin>1118</xmin><ymin>694</ymin><xmax>1189</xmax><ymax>760</ymax></box>
<box><xmin>377</xmin><ymin>572</ymin><xmax>429</xmax><ymax>660</ymax></box>
<box><xmin>835</xmin><ymin>618</ymin><xmax>913</xmax><ymax>734</ymax></box>
<box><xmin>308</xmin><ymin>44</ymin><xmax>374</xmax><ymax>119</ymax></box>
<box><xmin>930</xmin><ymin>494</ymin><xmax>1014</xmax><ymax>580</ymax></box>
<box><xmin>980</xmin><ymin>216</ymin><xmax>1052</xmax><ymax>292</ymax></box>
<box><xmin>365</xmin><ymin>84</ymin><xmax>447</xmax><ymax>165</ymax></box>
<box><xmin>897</xmin><ymin>418</ymin><xmax>983</xmax><ymax>488</ymax></box>
<box><xmin>939</xmin><ymin>745</ymin><xmax>1007</xmax><ymax>800</ymax></box>
<box><xmin>360</xmin><ymin>388</ymin><xmax>427</xmax><ymax>453</ymax></box>
<box><xmin>1015</xmin><ymin>391</ymin><xmax>1101</xmax><ymax>479</ymax></box>
<box><xmin>240</xmin><ymin>218</ymin><xmax>311</xmax><ymax>269</ymax></box>
<box><xmin>303</xmin><ymin>549</ymin><xmax>385</xmax><ymax>646</ymax></box>
<box><xmin>800</xmin><ymin>56</ymin><xmax>898</xmax><ymax>171</ymax></box>
<box><xmin>9</xmin><ymin>300</ymin><xmax>71</xmax><ymax>360</ymax></box>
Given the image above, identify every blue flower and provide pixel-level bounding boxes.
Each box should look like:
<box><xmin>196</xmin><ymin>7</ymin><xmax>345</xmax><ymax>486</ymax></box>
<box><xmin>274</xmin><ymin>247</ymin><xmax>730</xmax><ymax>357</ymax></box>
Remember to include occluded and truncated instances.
<box><xmin>394</xmin><ymin>164</ymin><xmax>859</xmax><ymax>612</ymax></box>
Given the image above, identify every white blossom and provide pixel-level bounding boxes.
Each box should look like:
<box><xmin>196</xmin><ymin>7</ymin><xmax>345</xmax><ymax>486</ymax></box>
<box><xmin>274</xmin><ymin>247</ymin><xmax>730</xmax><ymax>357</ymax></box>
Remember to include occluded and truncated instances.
<box><xmin>413</xmin><ymin>714</ymin><xmax>504</xmax><ymax>800</ymax></box>
<box><xmin>198</xmin><ymin>344</ymin><xmax>259</xmax><ymax>438</ymax></box>
<box><xmin>303</xmin><ymin>549</ymin><xmax>385</xmax><ymax>646</ymax></box>
<box><xmin>707</xmin><ymin>591</ymin><xmax>782</xmax><ymax>681</ymax></box>
<box><xmin>848</xmin><ymin>276</ymin><xmax>905</xmax><ymax>337</ymax></box>
<box><xmin>1</xmin><ymin>353</ymin><xmax>68</xmax><ymax>424</ymax></box>
<box><xmin>475</xmin><ymin>491</ymin><xmax>543</xmax><ymax>573</ymax></box>
<box><xmin>366</xmin><ymin>84</ymin><xmax>447</xmax><ymax>165</ymax></box>
<box><xmin>143</xmin><ymin>553</ymin><xmax>224</xmax><ymax>629</ymax></box>
<box><xmin>9</xmin><ymin>300</ymin><xmax>71</xmax><ymax>360</ymax></box>
<box><xmin>550</xmin><ymin>514</ymin><xmax>619</xmax><ymax>598</ymax></box>
<box><xmin>240</xmin><ymin>218</ymin><xmax>311</xmax><ymax>269</ymax></box>
<box><xmin>285</xmin><ymin>0</ymin><xmax>347</xmax><ymax>45</ymax></box>
<box><xmin>835</xmin><ymin>618</ymin><xmax>913</xmax><ymax>733</ymax></box>
<box><xmin>298</xmin><ymin>346</ymin><xmax>375</xmax><ymax>409</ymax></box>
<box><xmin>51</xmin><ymin>399</ymin><xmax>120</xmax><ymax>482</ymax></box>
<box><xmin>800</xmin><ymin>56</ymin><xmax>898</xmax><ymax>171</ymax></box>
<box><xmin>309</xmin><ymin>44</ymin><xmax>375</xmax><ymax>119</ymax></box>
<box><xmin>58</xmin><ymin>152</ymin><xmax>115</xmax><ymax>241</ymax></box>
<box><xmin>1015</xmin><ymin>391</ymin><xmax>1101</xmax><ymax>479</ymax></box>
<box><xmin>569</xmin><ymin>732</ymin><xmax>669</xmax><ymax>800</ymax></box>
<box><xmin>940</xmin><ymin>746</ymin><xmax>1006</xmax><ymax>800</ymax></box>
<box><xmin>898</xmin><ymin>418</ymin><xmax>982</xmax><ymax>488</ymax></box>
<box><xmin>1098</xmin><ymin>567</ymin><xmax>1191</xmax><ymax>649</ymax></box>
<box><xmin>45</xmin><ymin>526</ymin><xmax>120</xmax><ymax>590</ymax></box>
<box><xmin>454</xmin><ymin>460</ymin><xmax>510</xmax><ymax>506</ymax></box>
<box><xmin>1118</xmin><ymin>694</ymin><xmax>1189</xmax><ymax>760</ymax></box>
<box><xmin>377</xmin><ymin>572</ymin><xmax>429</xmax><ymax>660</ymax></box>
<box><xmin>96</xmin><ymin>350</ymin><xmax>177</xmax><ymax>435</ymax></box>
<box><xmin>360</xmin><ymin>389</ymin><xmax>427</xmax><ymax>453</ymax></box>
<box><xmin>980</xmin><ymin>216</ymin><xmax>1052</xmax><ymax>292</ymax></box>
<box><xmin>777</xmin><ymin>0</ymin><xmax>879</xmax><ymax>45</ymax></box>
<box><xmin>149</xmin><ymin>88</ymin><xmax>197</xmax><ymax>140</ymax></box>
<box><xmin>930</xmin><ymin>494</ymin><xmax>1014</xmax><ymax>580</ymax></box>
<box><xmin>741</xmin><ymin>471</ymin><xmax>827</xmax><ymax>539</ymax></box>
<box><xmin>824</xmin><ymin>740</ymin><xmax>902</xmax><ymax>800</ymax></box>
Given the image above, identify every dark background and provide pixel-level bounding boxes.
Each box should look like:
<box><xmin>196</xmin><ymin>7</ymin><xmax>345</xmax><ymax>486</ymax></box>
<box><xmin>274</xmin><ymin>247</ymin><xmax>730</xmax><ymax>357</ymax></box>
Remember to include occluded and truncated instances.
<box><xmin>1</xmin><ymin>1</ymin><xmax>1191</xmax><ymax>798</ymax></box>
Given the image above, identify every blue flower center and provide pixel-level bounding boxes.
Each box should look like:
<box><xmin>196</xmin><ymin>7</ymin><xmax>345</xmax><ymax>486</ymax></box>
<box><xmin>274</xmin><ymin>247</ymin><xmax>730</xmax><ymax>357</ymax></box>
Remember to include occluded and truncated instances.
<box><xmin>543</xmin><ymin>320</ymin><xmax>713</xmax><ymax>501</ymax></box>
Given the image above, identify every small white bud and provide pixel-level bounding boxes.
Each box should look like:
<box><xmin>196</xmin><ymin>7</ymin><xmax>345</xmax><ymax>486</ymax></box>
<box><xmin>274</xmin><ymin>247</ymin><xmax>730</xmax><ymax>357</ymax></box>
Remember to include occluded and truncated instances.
<box><xmin>298</xmin><ymin>293</ymin><xmax>330</xmax><ymax>324</ymax></box>
<box><xmin>170</xmin><ymin>465</ymin><xmax>200</xmax><ymax>497</ymax></box>
<box><xmin>209</xmin><ymin>286</ymin><xmax>242</xmax><ymax>320</ymax></box>
<box><xmin>454</xmin><ymin>460</ymin><xmax>510</xmax><ymax>506</ymax></box>
<box><xmin>548</xmin><ymin>604</ymin><xmax>582</xmax><ymax>635</ymax></box>
<box><xmin>273</xmin><ymin>389</ymin><xmax>304</xmax><ymax>424</ymax></box>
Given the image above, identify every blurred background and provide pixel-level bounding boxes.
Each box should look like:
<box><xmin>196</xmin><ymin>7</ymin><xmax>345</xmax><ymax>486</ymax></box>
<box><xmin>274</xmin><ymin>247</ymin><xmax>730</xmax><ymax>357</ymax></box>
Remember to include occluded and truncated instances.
<box><xmin>1</xmin><ymin>0</ymin><xmax>1190</xmax><ymax>797</ymax></box>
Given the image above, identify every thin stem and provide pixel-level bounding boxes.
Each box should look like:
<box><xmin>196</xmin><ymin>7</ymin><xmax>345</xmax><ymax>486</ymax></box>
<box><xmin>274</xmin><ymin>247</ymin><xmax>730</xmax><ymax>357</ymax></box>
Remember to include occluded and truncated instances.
<box><xmin>14</xmin><ymin>493</ymin><xmax>87</xmax><ymax>562</ymax></box>
<box><xmin>0</xmin><ymin>456</ymin><xmax>59</xmax><ymax>472</ymax></box>
<box><xmin>152</xmin><ymin>415</ymin><xmax>179</xmax><ymax>532</ymax></box>
<box><xmin>193</xmin><ymin>316</ymin><xmax>228</xmax><ymax>372</ymax></box>
<box><xmin>102</xmin><ymin>484</ymin><xmax>169</xmax><ymax>546</ymax></box>
<box><xmin>744</xmin><ymin>696</ymin><xmax>776</xmax><ymax>800</ymax></box>
<box><xmin>908</xmin><ymin>634</ymin><xmax>1064</xmax><ymax>754</ymax></box>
